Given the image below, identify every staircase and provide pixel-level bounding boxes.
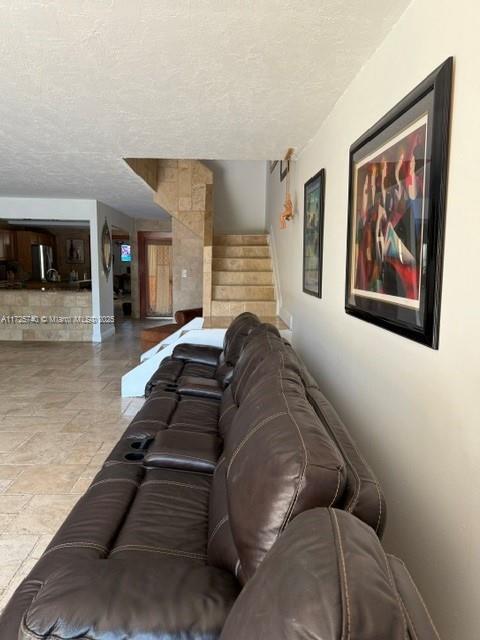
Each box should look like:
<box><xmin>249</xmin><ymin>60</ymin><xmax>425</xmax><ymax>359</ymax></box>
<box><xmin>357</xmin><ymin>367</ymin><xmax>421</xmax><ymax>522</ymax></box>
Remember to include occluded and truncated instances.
<box><xmin>210</xmin><ymin>234</ymin><xmax>277</xmax><ymax>316</ymax></box>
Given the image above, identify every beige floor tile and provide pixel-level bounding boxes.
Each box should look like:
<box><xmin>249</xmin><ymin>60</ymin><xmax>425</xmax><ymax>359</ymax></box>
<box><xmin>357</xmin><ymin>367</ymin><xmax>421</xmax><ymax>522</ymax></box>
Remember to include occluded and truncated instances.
<box><xmin>0</xmin><ymin>514</ymin><xmax>14</xmax><ymax>533</ymax></box>
<box><xmin>3</xmin><ymin>432</ymin><xmax>82</xmax><ymax>465</ymax></box>
<box><xmin>0</xmin><ymin>465</ymin><xmax>23</xmax><ymax>481</ymax></box>
<box><xmin>6</xmin><ymin>465</ymin><xmax>85</xmax><ymax>494</ymax></box>
<box><xmin>0</xmin><ymin>431</ymin><xmax>34</xmax><ymax>453</ymax></box>
<box><xmin>0</xmin><ymin>494</ymin><xmax>32</xmax><ymax>514</ymax></box>
<box><xmin>7</xmin><ymin>494</ymin><xmax>80</xmax><ymax>535</ymax></box>
<box><xmin>0</xmin><ymin>534</ymin><xmax>38</xmax><ymax>564</ymax></box>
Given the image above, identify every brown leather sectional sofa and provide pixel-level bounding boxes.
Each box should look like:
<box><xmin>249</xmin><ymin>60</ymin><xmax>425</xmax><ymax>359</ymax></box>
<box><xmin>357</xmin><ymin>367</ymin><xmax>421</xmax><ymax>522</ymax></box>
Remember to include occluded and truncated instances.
<box><xmin>0</xmin><ymin>313</ymin><xmax>440</xmax><ymax>639</ymax></box>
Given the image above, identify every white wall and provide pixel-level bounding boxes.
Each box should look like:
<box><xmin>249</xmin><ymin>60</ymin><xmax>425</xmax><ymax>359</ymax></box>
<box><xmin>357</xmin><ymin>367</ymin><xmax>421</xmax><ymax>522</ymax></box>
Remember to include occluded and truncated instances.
<box><xmin>204</xmin><ymin>160</ymin><xmax>267</xmax><ymax>234</ymax></box>
<box><xmin>266</xmin><ymin>1</ymin><xmax>480</xmax><ymax>638</ymax></box>
<box><xmin>93</xmin><ymin>201</ymin><xmax>134</xmax><ymax>340</ymax></box>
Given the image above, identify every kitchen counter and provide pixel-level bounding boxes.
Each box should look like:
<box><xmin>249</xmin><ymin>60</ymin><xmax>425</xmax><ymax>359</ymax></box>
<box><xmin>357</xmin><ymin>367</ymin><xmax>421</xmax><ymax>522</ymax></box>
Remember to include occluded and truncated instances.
<box><xmin>0</xmin><ymin>289</ymin><xmax>94</xmax><ymax>341</ymax></box>
<box><xmin>0</xmin><ymin>280</ymin><xmax>92</xmax><ymax>291</ymax></box>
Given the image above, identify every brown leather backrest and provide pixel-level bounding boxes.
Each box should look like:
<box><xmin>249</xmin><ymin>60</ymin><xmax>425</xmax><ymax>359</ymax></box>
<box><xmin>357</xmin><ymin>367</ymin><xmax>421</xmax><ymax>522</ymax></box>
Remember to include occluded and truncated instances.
<box><xmin>229</xmin><ymin>323</ymin><xmax>283</xmax><ymax>405</ymax></box>
<box><xmin>284</xmin><ymin>344</ymin><xmax>387</xmax><ymax>537</ymax></box>
<box><xmin>221</xmin><ymin>312</ymin><xmax>261</xmax><ymax>366</ymax></box>
<box><xmin>217</xmin><ymin>323</ymin><xmax>282</xmax><ymax>438</ymax></box>
<box><xmin>220</xmin><ymin>508</ymin><xmax>408</xmax><ymax>640</ymax></box>
<box><xmin>221</xmin><ymin>351</ymin><xmax>346</xmax><ymax>582</ymax></box>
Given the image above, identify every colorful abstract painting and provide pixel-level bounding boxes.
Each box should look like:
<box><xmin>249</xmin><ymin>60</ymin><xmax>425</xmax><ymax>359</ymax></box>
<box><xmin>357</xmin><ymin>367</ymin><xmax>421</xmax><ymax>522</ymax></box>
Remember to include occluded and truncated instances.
<box><xmin>351</xmin><ymin>117</ymin><xmax>428</xmax><ymax>309</ymax></box>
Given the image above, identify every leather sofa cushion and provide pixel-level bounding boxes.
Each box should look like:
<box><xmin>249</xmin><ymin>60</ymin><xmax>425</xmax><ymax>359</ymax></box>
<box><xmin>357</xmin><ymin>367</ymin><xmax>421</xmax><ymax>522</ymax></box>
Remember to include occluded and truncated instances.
<box><xmin>169</xmin><ymin>396</ymin><xmax>220</xmax><ymax>435</ymax></box>
<box><xmin>22</xmin><ymin>558</ymin><xmax>239</xmax><ymax>640</ymax></box>
<box><xmin>218</xmin><ymin>351</ymin><xmax>346</xmax><ymax>581</ymax></box>
<box><xmin>144</xmin><ymin>312</ymin><xmax>260</xmax><ymax>397</ymax></box>
<box><xmin>177</xmin><ymin>375</ymin><xmax>224</xmax><ymax>400</ymax></box>
<box><xmin>124</xmin><ymin>391</ymin><xmax>220</xmax><ymax>440</ymax></box>
<box><xmin>144</xmin><ymin>430</ymin><xmax>221</xmax><ymax>473</ymax></box>
<box><xmin>111</xmin><ymin>467</ymin><xmax>211</xmax><ymax>562</ymax></box>
<box><xmin>221</xmin><ymin>311</ymin><xmax>261</xmax><ymax>366</ymax></box>
<box><xmin>124</xmin><ymin>390</ymin><xmax>178</xmax><ymax>439</ymax></box>
<box><xmin>220</xmin><ymin>508</ymin><xmax>405</xmax><ymax>640</ymax></box>
<box><xmin>172</xmin><ymin>343</ymin><xmax>223</xmax><ymax>366</ymax></box>
<box><xmin>229</xmin><ymin>323</ymin><xmax>285</xmax><ymax>405</ymax></box>
<box><xmin>145</xmin><ymin>358</ymin><xmax>217</xmax><ymax>397</ymax></box>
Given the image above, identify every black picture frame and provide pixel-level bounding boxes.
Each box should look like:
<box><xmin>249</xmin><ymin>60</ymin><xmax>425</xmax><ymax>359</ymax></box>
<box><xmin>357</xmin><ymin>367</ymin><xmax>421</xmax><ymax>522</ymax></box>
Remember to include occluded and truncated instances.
<box><xmin>280</xmin><ymin>160</ymin><xmax>289</xmax><ymax>182</ymax></box>
<box><xmin>303</xmin><ymin>169</ymin><xmax>326</xmax><ymax>298</ymax></box>
<box><xmin>65</xmin><ymin>238</ymin><xmax>85</xmax><ymax>264</ymax></box>
<box><xmin>345</xmin><ymin>57</ymin><xmax>453</xmax><ymax>349</ymax></box>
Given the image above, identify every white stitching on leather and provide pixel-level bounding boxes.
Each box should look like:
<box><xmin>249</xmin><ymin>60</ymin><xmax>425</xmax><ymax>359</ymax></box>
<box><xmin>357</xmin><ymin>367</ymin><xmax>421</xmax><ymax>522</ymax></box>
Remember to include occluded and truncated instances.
<box><xmin>140</xmin><ymin>479</ymin><xmax>210</xmax><ymax>492</ymax></box>
<box><xmin>207</xmin><ymin>515</ymin><xmax>229</xmax><ymax>547</ymax></box>
<box><xmin>88</xmin><ymin>478</ymin><xmax>140</xmax><ymax>491</ymax></box>
<box><xmin>328</xmin><ymin>469</ymin><xmax>343</xmax><ymax>507</ymax></box>
<box><xmin>41</xmin><ymin>541</ymin><xmax>108</xmax><ymax>558</ymax></box>
<box><xmin>129</xmin><ymin>418</ymin><xmax>167</xmax><ymax>426</ymax></box>
<box><xmin>110</xmin><ymin>545</ymin><xmax>206</xmax><ymax>560</ymax></box>
<box><xmin>226</xmin><ymin>411</ymin><xmax>287</xmax><ymax>478</ymax></box>
<box><xmin>147</xmin><ymin>452</ymin><xmax>214</xmax><ymax>465</ymax></box>
<box><xmin>277</xmin><ymin>351</ymin><xmax>308</xmax><ymax>535</ymax></box>
<box><xmin>219</xmin><ymin>401</ymin><xmax>236</xmax><ymax>422</ymax></box>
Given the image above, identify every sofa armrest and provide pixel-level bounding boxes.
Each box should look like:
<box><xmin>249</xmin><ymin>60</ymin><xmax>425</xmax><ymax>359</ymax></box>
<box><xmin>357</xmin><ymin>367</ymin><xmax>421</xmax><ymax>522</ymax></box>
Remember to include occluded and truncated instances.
<box><xmin>178</xmin><ymin>376</ymin><xmax>224</xmax><ymax>400</ymax></box>
<box><xmin>22</xmin><ymin>559</ymin><xmax>238</xmax><ymax>640</ymax></box>
<box><xmin>387</xmin><ymin>555</ymin><xmax>441</xmax><ymax>639</ymax></box>
<box><xmin>144</xmin><ymin>430</ymin><xmax>222</xmax><ymax>473</ymax></box>
<box><xmin>172</xmin><ymin>343</ymin><xmax>222</xmax><ymax>366</ymax></box>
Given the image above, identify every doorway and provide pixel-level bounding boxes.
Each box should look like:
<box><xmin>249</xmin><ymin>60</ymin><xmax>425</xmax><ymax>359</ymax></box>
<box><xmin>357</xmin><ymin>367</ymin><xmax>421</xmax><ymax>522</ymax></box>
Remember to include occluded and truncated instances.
<box><xmin>138</xmin><ymin>231</ymin><xmax>173</xmax><ymax>318</ymax></box>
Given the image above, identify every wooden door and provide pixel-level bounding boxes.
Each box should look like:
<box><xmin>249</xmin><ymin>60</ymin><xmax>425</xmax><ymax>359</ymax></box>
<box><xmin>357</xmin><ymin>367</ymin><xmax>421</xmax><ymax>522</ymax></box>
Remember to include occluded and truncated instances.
<box><xmin>138</xmin><ymin>231</ymin><xmax>173</xmax><ymax>318</ymax></box>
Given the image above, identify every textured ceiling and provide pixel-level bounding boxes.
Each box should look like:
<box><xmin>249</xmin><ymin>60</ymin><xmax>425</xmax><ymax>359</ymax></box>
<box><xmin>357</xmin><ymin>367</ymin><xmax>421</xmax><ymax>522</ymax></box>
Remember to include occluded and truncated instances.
<box><xmin>0</xmin><ymin>0</ymin><xmax>410</xmax><ymax>218</ymax></box>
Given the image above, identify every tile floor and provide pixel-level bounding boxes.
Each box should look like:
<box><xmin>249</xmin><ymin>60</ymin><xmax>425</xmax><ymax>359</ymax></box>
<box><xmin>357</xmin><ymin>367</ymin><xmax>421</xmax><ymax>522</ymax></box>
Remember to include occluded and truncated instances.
<box><xmin>0</xmin><ymin>318</ymin><xmax>158</xmax><ymax>612</ymax></box>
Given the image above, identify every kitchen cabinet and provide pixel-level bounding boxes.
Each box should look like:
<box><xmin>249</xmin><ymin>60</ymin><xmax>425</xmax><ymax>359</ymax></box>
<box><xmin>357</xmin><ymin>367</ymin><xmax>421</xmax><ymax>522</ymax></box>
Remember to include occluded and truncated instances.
<box><xmin>15</xmin><ymin>230</ymin><xmax>54</xmax><ymax>275</ymax></box>
<box><xmin>0</xmin><ymin>230</ymin><xmax>15</xmax><ymax>261</ymax></box>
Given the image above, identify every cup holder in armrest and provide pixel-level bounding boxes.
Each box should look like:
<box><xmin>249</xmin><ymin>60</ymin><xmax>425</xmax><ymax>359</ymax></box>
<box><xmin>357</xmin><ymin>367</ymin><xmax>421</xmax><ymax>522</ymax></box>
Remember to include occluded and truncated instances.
<box><xmin>130</xmin><ymin>438</ymin><xmax>154</xmax><ymax>451</ymax></box>
<box><xmin>125</xmin><ymin>452</ymin><xmax>144</xmax><ymax>461</ymax></box>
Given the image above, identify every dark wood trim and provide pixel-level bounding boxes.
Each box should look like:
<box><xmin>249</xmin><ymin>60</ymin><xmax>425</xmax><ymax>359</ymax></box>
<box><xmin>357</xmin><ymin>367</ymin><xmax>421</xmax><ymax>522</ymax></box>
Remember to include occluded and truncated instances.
<box><xmin>138</xmin><ymin>230</ymin><xmax>173</xmax><ymax>319</ymax></box>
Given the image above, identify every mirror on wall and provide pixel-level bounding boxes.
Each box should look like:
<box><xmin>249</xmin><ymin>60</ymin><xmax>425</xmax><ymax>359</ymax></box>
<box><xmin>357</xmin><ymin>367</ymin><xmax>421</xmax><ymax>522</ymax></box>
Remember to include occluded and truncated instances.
<box><xmin>101</xmin><ymin>219</ymin><xmax>112</xmax><ymax>277</ymax></box>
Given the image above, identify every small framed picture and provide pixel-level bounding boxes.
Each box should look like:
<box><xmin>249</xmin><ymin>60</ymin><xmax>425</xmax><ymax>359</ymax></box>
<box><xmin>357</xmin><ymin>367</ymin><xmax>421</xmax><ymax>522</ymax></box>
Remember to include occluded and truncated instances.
<box><xmin>280</xmin><ymin>160</ymin><xmax>289</xmax><ymax>182</ymax></box>
<box><xmin>345</xmin><ymin>58</ymin><xmax>453</xmax><ymax>348</ymax></box>
<box><xmin>66</xmin><ymin>238</ymin><xmax>85</xmax><ymax>264</ymax></box>
<box><xmin>303</xmin><ymin>169</ymin><xmax>326</xmax><ymax>298</ymax></box>
<box><xmin>269</xmin><ymin>161</ymin><xmax>278</xmax><ymax>173</ymax></box>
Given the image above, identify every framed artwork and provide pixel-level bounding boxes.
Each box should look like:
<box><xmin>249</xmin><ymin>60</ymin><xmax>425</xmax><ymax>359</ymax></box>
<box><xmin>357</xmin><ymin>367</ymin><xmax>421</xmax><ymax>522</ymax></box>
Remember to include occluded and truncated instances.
<box><xmin>66</xmin><ymin>239</ymin><xmax>85</xmax><ymax>264</ymax></box>
<box><xmin>101</xmin><ymin>219</ymin><xmax>112</xmax><ymax>277</ymax></box>
<box><xmin>303</xmin><ymin>169</ymin><xmax>326</xmax><ymax>297</ymax></box>
<box><xmin>280</xmin><ymin>160</ymin><xmax>289</xmax><ymax>182</ymax></box>
<box><xmin>269</xmin><ymin>160</ymin><xmax>278</xmax><ymax>173</ymax></box>
<box><xmin>345</xmin><ymin>57</ymin><xmax>453</xmax><ymax>349</ymax></box>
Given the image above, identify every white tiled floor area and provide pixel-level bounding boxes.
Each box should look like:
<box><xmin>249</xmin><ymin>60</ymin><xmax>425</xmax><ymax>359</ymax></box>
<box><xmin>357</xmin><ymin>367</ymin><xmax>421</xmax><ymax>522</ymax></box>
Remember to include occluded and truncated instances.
<box><xmin>0</xmin><ymin>319</ymin><xmax>154</xmax><ymax>611</ymax></box>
